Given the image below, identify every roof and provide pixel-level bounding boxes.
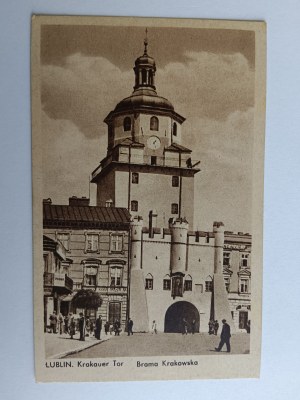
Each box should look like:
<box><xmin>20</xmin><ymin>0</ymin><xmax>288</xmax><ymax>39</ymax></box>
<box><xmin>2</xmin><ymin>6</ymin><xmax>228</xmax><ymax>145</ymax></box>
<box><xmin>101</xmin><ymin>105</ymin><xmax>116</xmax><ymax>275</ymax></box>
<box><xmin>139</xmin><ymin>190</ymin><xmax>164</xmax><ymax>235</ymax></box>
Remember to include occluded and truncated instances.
<box><xmin>43</xmin><ymin>204</ymin><xmax>131</xmax><ymax>230</ymax></box>
<box><xmin>117</xmin><ymin>138</ymin><xmax>145</xmax><ymax>148</ymax></box>
<box><xmin>165</xmin><ymin>143</ymin><xmax>192</xmax><ymax>153</ymax></box>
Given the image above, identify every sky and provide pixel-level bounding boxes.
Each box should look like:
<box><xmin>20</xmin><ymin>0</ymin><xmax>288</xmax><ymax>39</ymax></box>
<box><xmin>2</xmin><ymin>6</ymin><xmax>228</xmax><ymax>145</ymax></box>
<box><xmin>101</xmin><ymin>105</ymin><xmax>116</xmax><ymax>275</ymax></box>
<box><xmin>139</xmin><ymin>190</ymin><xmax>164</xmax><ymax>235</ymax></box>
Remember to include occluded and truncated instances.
<box><xmin>41</xmin><ymin>24</ymin><xmax>255</xmax><ymax>233</ymax></box>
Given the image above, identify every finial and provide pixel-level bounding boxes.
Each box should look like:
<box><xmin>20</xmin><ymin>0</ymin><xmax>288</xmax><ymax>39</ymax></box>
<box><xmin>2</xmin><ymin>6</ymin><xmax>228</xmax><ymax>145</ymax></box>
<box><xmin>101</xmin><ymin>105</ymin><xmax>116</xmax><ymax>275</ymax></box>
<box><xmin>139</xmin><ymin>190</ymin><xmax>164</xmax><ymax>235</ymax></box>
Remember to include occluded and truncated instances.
<box><xmin>144</xmin><ymin>28</ymin><xmax>148</xmax><ymax>55</ymax></box>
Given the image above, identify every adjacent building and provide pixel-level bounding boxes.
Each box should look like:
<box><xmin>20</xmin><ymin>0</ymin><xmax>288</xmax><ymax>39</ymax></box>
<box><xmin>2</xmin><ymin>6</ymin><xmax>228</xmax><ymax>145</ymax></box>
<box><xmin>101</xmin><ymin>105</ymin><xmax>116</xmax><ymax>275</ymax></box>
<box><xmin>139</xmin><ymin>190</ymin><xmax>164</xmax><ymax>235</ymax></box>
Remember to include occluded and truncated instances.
<box><xmin>43</xmin><ymin>196</ymin><xmax>131</xmax><ymax>330</ymax></box>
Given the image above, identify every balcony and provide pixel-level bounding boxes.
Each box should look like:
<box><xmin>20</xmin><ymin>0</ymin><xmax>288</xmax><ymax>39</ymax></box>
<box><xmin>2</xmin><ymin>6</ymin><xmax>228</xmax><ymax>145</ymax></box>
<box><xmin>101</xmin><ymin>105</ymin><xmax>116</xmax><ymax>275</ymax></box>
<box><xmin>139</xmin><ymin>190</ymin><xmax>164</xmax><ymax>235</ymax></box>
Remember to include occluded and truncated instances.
<box><xmin>43</xmin><ymin>272</ymin><xmax>73</xmax><ymax>293</ymax></box>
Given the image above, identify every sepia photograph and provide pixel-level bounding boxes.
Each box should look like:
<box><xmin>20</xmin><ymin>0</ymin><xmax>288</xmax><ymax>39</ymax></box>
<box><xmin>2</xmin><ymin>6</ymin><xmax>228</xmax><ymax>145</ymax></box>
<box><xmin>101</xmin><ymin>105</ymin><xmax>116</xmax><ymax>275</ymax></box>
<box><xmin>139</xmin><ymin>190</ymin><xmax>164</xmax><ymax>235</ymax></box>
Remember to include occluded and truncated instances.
<box><xmin>32</xmin><ymin>16</ymin><xmax>265</xmax><ymax>382</ymax></box>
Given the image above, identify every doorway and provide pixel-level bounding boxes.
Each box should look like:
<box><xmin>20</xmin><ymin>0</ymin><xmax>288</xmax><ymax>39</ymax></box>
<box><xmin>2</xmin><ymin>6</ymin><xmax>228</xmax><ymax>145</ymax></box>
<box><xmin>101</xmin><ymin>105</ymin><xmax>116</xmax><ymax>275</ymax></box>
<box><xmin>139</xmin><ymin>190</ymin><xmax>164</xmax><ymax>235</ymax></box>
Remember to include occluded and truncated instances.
<box><xmin>164</xmin><ymin>301</ymin><xmax>200</xmax><ymax>333</ymax></box>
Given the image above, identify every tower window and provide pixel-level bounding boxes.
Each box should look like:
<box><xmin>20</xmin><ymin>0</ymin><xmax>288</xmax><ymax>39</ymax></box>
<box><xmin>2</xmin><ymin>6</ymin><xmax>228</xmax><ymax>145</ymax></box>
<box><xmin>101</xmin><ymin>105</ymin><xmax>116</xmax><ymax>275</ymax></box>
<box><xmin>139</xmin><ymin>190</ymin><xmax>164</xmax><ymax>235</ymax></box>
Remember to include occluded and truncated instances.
<box><xmin>205</xmin><ymin>280</ymin><xmax>213</xmax><ymax>292</ymax></box>
<box><xmin>142</xmin><ymin>69</ymin><xmax>147</xmax><ymax>84</ymax></box>
<box><xmin>171</xmin><ymin>203</ymin><xmax>178</xmax><ymax>214</ymax></box>
<box><xmin>173</xmin><ymin>122</ymin><xmax>177</xmax><ymax>136</ymax></box>
<box><xmin>163</xmin><ymin>276</ymin><xmax>171</xmax><ymax>290</ymax></box>
<box><xmin>184</xmin><ymin>275</ymin><xmax>192</xmax><ymax>291</ymax></box>
<box><xmin>123</xmin><ymin>117</ymin><xmax>131</xmax><ymax>132</ymax></box>
<box><xmin>131</xmin><ymin>200</ymin><xmax>138</xmax><ymax>212</ymax></box>
<box><xmin>145</xmin><ymin>274</ymin><xmax>153</xmax><ymax>290</ymax></box>
<box><xmin>150</xmin><ymin>116</ymin><xmax>159</xmax><ymax>131</ymax></box>
<box><xmin>172</xmin><ymin>176</ymin><xmax>179</xmax><ymax>187</ymax></box>
<box><xmin>151</xmin><ymin>156</ymin><xmax>157</xmax><ymax>165</ymax></box>
<box><xmin>132</xmin><ymin>172</ymin><xmax>139</xmax><ymax>184</ymax></box>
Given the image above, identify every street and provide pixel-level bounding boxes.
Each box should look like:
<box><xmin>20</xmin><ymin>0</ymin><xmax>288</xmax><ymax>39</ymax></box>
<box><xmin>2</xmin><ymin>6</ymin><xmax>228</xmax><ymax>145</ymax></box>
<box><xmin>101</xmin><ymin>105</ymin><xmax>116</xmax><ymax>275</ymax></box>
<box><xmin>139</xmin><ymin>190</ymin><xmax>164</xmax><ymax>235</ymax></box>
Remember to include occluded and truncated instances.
<box><xmin>65</xmin><ymin>332</ymin><xmax>250</xmax><ymax>358</ymax></box>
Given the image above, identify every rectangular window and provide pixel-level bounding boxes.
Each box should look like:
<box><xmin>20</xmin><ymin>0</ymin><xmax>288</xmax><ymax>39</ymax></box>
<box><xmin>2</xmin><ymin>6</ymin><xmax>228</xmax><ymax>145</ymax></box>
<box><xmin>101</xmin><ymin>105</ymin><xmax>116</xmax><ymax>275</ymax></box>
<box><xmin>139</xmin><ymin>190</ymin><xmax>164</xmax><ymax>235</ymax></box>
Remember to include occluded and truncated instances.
<box><xmin>223</xmin><ymin>252</ymin><xmax>230</xmax><ymax>266</ymax></box>
<box><xmin>171</xmin><ymin>203</ymin><xmax>178</xmax><ymax>214</ymax></box>
<box><xmin>85</xmin><ymin>274</ymin><xmax>96</xmax><ymax>286</ymax></box>
<box><xmin>184</xmin><ymin>280</ymin><xmax>192</xmax><ymax>291</ymax></box>
<box><xmin>172</xmin><ymin>176</ymin><xmax>179</xmax><ymax>187</ymax></box>
<box><xmin>57</xmin><ymin>232</ymin><xmax>70</xmax><ymax>251</ymax></box>
<box><xmin>145</xmin><ymin>278</ymin><xmax>153</xmax><ymax>290</ymax></box>
<box><xmin>43</xmin><ymin>254</ymin><xmax>49</xmax><ymax>272</ymax></box>
<box><xmin>240</xmin><ymin>278</ymin><xmax>249</xmax><ymax>293</ymax></box>
<box><xmin>205</xmin><ymin>281</ymin><xmax>213</xmax><ymax>292</ymax></box>
<box><xmin>241</xmin><ymin>253</ymin><xmax>249</xmax><ymax>267</ymax></box>
<box><xmin>131</xmin><ymin>200</ymin><xmax>138</xmax><ymax>212</ymax></box>
<box><xmin>85</xmin><ymin>234</ymin><xmax>99</xmax><ymax>253</ymax></box>
<box><xmin>171</xmin><ymin>276</ymin><xmax>183</xmax><ymax>297</ymax></box>
<box><xmin>163</xmin><ymin>279</ymin><xmax>171</xmax><ymax>290</ymax></box>
<box><xmin>109</xmin><ymin>302</ymin><xmax>121</xmax><ymax>324</ymax></box>
<box><xmin>110</xmin><ymin>267</ymin><xmax>122</xmax><ymax>287</ymax></box>
<box><xmin>132</xmin><ymin>172</ymin><xmax>139</xmax><ymax>184</ymax></box>
<box><xmin>110</xmin><ymin>234</ymin><xmax>124</xmax><ymax>253</ymax></box>
<box><xmin>151</xmin><ymin>156</ymin><xmax>157</xmax><ymax>165</ymax></box>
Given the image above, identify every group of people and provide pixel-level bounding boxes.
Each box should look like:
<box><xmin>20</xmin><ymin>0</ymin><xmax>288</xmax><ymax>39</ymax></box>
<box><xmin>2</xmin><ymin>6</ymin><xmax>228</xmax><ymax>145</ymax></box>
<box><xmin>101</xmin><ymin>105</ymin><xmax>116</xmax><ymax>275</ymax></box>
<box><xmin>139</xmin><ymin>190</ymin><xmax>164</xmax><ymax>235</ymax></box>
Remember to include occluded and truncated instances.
<box><xmin>48</xmin><ymin>312</ymin><xmax>135</xmax><ymax>340</ymax></box>
<box><xmin>181</xmin><ymin>318</ymin><xmax>197</xmax><ymax>334</ymax></box>
<box><xmin>208</xmin><ymin>319</ymin><xmax>220</xmax><ymax>335</ymax></box>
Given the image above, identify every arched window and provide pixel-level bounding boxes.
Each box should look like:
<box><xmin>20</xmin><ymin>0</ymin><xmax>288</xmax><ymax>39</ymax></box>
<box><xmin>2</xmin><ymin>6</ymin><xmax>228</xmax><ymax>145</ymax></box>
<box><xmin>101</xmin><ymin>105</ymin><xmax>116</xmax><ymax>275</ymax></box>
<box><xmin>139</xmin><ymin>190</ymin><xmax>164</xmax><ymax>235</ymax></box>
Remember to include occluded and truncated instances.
<box><xmin>205</xmin><ymin>276</ymin><xmax>213</xmax><ymax>292</ymax></box>
<box><xmin>150</xmin><ymin>116</ymin><xmax>159</xmax><ymax>131</ymax></box>
<box><xmin>123</xmin><ymin>117</ymin><xmax>131</xmax><ymax>132</ymax></box>
<box><xmin>163</xmin><ymin>274</ymin><xmax>171</xmax><ymax>290</ymax></box>
<box><xmin>145</xmin><ymin>273</ymin><xmax>153</xmax><ymax>290</ymax></box>
<box><xmin>173</xmin><ymin>122</ymin><xmax>177</xmax><ymax>136</ymax></box>
<box><xmin>149</xmin><ymin>70</ymin><xmax>153</xmax><ymax>86</ymax></box>
<box><xmin>142</xmin><ymin>69</ymin><xmax>147</xmax><ymax>84</ymax></box>
<box><xmin>184</xmin><ymin>275</ymin><xmax>192</xmax><ymax>291</ymax></box>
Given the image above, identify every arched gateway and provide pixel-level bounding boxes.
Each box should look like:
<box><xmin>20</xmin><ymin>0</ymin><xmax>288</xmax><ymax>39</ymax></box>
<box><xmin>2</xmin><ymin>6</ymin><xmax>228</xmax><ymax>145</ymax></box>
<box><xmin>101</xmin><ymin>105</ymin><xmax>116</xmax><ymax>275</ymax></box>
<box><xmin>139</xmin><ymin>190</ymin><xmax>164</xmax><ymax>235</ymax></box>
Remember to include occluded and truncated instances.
<box><xmin>164</xmin><ymin>301</ymin><xmax>200</xmax><ymax>333</ymax></box>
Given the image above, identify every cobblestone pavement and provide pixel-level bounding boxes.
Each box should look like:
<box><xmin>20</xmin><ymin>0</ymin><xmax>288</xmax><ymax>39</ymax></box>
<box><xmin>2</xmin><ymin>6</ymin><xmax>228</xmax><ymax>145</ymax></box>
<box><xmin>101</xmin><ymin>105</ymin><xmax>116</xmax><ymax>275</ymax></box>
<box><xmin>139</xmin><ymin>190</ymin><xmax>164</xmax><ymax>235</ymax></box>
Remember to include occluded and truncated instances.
<box><xmin>65</xmin><ymin>332</ymin><xmax>250</xmax><ymax>358</ymax></box>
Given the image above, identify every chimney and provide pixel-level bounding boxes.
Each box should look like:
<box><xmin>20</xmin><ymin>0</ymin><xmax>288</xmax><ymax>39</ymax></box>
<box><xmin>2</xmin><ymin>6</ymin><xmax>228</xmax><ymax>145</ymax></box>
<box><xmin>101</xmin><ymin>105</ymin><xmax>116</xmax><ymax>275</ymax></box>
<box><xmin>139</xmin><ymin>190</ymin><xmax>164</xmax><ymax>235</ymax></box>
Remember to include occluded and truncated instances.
<box><xmin>68</xmin><ymin>196</ymin><xmax>90</xmax><ymax>206</ymax></box>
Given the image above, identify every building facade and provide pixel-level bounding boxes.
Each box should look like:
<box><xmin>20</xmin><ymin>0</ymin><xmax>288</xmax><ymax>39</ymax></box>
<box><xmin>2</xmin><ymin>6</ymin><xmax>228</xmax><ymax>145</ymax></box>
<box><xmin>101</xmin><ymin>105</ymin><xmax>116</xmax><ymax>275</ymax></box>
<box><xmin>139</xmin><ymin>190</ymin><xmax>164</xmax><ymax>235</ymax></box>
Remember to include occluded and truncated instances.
<box><xmin>43</xmin><ymin>196</ymin><xmax>131</xmax><ymax>330</ymax></box>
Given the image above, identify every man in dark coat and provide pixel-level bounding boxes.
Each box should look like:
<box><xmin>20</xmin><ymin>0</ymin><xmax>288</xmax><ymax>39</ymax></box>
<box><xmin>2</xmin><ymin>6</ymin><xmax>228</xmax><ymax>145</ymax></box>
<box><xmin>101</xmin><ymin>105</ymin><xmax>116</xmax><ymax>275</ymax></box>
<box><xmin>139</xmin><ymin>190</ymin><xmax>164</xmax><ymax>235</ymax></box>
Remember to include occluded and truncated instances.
<box><xmin>127</xmin><ymin>318</ymin><xmax>133</xmax><ymax>336</ymax></box>
<box><xmin>95</xmin><ymin>315</ymin><xmax>102</xmax><ymax>340</ymax></box>
<box><xmin>114</xmin><ymin>319</ymin><xmax>120</xmax><ymax>336</ymax></box>
<box><xmin>79</xmin><ymin>312</ymin><xmax>85</xmax><ymax>341</ymax></box>
<box><xmin>215</xmin><ymin>319</ymin><xmax>231</xmax><ymax>352</ymax></box>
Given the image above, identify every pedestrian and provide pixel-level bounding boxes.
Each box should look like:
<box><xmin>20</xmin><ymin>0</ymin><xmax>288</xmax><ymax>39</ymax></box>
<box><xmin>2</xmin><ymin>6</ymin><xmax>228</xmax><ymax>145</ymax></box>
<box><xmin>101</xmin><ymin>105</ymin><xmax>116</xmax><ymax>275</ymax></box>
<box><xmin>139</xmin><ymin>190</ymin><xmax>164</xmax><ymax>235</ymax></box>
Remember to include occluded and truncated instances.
<box><xmin>85</xmin><ymin>317</ymin><xmax>90</xmax><ymax>337</ymax></box>
<box><xmin>246</xmin><ymin>320</ymin><xmax>251</xmax><ymax>334</ymax></box>
<box><xmin>214</xmin><ymin>320</ymin><xmax>219</xmax><ymax>335</ymax></box>
<box><xmin>109</xmin><ymin>322</ymin><xmax>114</xmax><ymax>335</ymax></box>
<box><xmin>182</xmin><ymin>318</ymin><xmax>188</xmax><ymax>335</ymax></box>
<box><xmin>79</xmin><ymin>312</ymin><xmax>86</xmax><ymax>341</ymax></box>
<box><xmin>191</xmin><ymin>319</ymin><xmax>196</xmax><ymax>334</ymax></box>
<box><xmin>49</xmin><ymin>311</ymin><xmax>57</xmax><ymax>333</ymax></box>
<box><xmin>90</xmin><ymin>319</ymin><xmax>94</xmax><ymax>336</ymax></box>
<box><xmin>114</xmin><ymin>319</ymin><xmax>120</xmax><ymax>336</ymax></box>
<box><xmin>104</xmin><ymin>321</ymin><xmax>110</xmax><ymax>335</ymax></box>
<box><xmin>151</xmin><ymin>320</ymin><xmax>157</xmax><ymax>334</ymax></box>
<box><xmin>64</xmin><ymin>314</ymin><xmax>69</xmax><ymax>334</ymax></box>
<box><xmin>127</xmin><ymin>318</ymin><xmax>133</xmax><ymax>336</ymax></box>
<box><xmin>95</xmin><ymin>315</ymin><xmax>102</xmax><ymax>340</ymax></box>
<box><xmin>208</xmin><ymin>319</ymin><xmax>214</xmax><ymax>335</ymax></box>
<box><xmin>215</xmin><ymin>319</ymin><xmax>231</xmax><ymax>353</ymax></box>
<box><xmin>58</xmin><ymin>312</ymin><xmax>64</xmax><ymax>335</ymax></box>
<box><xmin>69</xmin><ymin>315</ymin><xmax>76</xmax><ymax>339</ymax></box>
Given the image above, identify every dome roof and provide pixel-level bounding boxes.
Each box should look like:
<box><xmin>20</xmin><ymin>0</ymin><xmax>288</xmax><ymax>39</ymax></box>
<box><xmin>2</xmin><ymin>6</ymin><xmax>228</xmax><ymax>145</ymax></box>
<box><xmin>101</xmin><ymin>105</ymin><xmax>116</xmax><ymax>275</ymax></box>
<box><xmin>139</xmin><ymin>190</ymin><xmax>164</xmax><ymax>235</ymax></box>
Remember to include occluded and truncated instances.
<box><xmin>135</xmin><ymin>54</ymin><xmax>156</xmax><ymax>67</ymax></box>
<box><xmin>114</xmin><ymin>88</ymin><xmax>174</xmax><ymax>113</ymax></box>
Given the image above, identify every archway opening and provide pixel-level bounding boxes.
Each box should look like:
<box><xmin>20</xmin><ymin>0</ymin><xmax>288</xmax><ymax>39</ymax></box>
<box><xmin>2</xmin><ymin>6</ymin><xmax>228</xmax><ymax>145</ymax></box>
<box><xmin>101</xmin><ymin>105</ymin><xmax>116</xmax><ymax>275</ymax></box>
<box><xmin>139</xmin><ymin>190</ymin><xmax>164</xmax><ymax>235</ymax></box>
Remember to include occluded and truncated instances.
<box><xmin>164</xmin><ymin>301</ymin><xmax>200</xmax><ymax>333</ymax></box>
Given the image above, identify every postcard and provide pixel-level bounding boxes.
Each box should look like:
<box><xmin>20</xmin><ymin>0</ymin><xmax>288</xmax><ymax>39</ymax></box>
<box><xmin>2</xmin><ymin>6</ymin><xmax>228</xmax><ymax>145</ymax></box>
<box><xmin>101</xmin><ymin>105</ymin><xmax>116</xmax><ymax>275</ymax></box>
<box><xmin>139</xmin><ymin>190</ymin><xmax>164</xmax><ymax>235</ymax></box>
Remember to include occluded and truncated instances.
<box><xmin>32</xmin><ymin>15</ymin><xmax>266</xmax><ymax>382</ymax></box>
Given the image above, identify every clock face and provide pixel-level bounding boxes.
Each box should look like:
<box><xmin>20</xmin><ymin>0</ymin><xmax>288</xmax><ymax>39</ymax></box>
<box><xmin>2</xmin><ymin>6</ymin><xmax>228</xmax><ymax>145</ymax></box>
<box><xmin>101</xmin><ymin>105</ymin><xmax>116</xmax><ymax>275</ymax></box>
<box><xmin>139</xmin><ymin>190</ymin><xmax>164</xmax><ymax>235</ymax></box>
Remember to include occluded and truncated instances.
<box><xmin>147</xmin><ymin>136</ymin><xmax>161</xmax><ymax>150</ymax></box>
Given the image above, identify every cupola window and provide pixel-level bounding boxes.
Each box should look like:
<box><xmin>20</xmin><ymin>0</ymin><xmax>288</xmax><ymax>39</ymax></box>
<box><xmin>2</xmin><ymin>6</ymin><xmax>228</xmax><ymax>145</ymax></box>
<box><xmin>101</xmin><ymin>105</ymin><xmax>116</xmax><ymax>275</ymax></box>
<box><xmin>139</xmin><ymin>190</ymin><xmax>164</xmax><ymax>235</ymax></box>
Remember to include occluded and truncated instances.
<box><xmin>173</xmin><ymin>122</ymin><xmax>177</xmax><ymax>136</ymax></box>
<box><xmin>150</xmin><ymin>116</ymin><xmax>159</xmax><ymax>131</ymax></box>
<box><xmin>123</xmin><ymin>117</ymin><xmax>131</xmax><ymax>132</ymax></box>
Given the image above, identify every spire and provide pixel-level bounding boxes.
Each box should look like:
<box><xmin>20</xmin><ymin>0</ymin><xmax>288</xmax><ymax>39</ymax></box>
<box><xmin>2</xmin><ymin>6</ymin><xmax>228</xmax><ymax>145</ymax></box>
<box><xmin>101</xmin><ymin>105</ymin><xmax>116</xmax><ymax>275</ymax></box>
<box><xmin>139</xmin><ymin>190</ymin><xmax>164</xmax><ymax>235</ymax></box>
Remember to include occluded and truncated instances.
<box><xmin>144</xmin><ymin>28</ymin><xmax>148</xmax><ymax>55</ymax></box>
<box><xmin>133</xmin><ymin>29</ymin><xmax>156</xmax><ymax>92</ymax></box>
